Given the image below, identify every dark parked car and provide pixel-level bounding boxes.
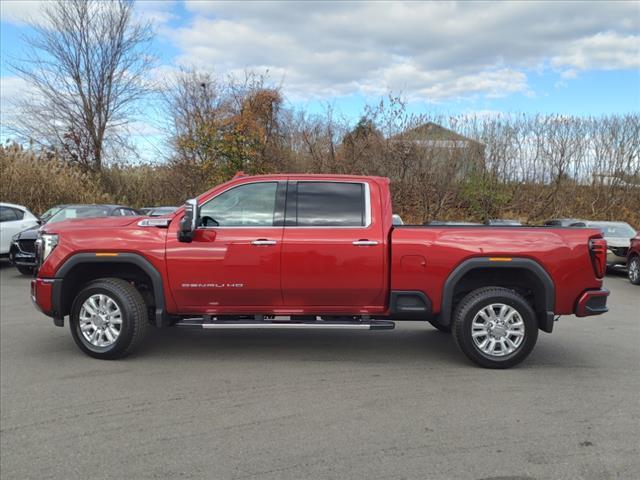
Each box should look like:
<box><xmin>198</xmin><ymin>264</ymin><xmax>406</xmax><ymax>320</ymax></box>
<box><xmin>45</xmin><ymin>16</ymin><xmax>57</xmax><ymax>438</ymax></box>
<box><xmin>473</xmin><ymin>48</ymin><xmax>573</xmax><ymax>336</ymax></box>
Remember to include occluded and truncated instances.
<box><xmin>544</xmin><ymin>218</ymin><xmax>586</xmax><ymax>227</ymax></box>
<box><xmin>9</xmin><ymin>204</ymin><xmax>138</xmax><ymax>275</ymax></box>
<box><xmin>484</xmin><ymin>219</ymin><xmax>522</xmax><ymax>226</ymax></box>
<box><xmin>425</xmin><ymin>220</ymin><xmax>482</xmax><ymax>226</ymax></box>
<box><xmin>140</xmin><ymin>207</ymin><xmax>178</xmax><ymax>217</ymax></box>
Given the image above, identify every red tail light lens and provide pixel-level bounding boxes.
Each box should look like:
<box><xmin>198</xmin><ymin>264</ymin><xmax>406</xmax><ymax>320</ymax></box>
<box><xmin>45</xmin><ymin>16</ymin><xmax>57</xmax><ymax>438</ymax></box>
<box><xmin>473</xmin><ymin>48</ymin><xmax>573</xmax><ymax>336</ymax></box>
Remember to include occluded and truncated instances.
<box><xmin>589</xmin><ymin>238</ymin><xmax>607</xmax><ymax>279</ymax></box>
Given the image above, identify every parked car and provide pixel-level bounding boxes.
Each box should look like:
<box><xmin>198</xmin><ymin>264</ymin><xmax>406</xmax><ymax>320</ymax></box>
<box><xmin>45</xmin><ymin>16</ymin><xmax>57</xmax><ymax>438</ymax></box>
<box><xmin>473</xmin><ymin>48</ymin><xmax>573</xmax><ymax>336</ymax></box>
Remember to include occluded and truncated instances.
<box><xmin>148</xmin><ymin>206</ymin><xmax>178</xmax><ymax>217</ymax></box>
<box><xmin>627</xmin><ymin>234</ymin><xmax>640</xmax><ymax>285</ymax></box>
<box><xmin>0</xmin><ymin>203</ymin><xmax>39</xmax><ymax>258</ymax></box>
<box><xmin>544</xmin><ymin>218</ymin><xmax>587</xmax><ymax>227</ymax></box>
<box><xmin>425</xmin><ymin>220</ymin><xmax>482</xmax><ymax>226</ymax></box>
<box><xmin>584</xmin><ymin>221</ymin><xmax>637</xmax><ymax>268</ymax></box>
<box><xmin>32</xmin><ymin>174</ymin><xmax>609</xmax><ymax>368</ymax></box>
<box><xmin>10</xmin><ymin>204</ymin><xmax>138</xmax><ymax>275</ymax></box>
<box><xmin>485</xmin><ymin>219</ymin><xmax>522</xmax><ymax>226</ymax></box>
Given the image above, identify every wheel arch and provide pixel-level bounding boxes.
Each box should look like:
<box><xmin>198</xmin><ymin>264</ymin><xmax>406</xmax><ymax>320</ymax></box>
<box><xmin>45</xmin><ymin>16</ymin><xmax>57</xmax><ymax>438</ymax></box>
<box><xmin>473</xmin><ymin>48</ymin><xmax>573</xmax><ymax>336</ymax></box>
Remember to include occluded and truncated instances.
<box><xmin>52</xmin><ymin>253</ymin><xmax>168</xmax><ymax>327</ymax></box>
<box><xmin>440</xmin><ymin>257</ymin><xmax>555</xmax><ymax>333</ymax></box>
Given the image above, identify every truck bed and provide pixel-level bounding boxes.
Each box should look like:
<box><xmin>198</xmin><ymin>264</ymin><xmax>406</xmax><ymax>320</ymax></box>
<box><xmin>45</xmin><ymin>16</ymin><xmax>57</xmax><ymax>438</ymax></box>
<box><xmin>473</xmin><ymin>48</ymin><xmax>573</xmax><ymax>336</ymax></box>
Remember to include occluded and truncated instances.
<box><xmin>390</xmin><ymin>225</ymin><xmax>603</xmax><ymax>316</ymax></box>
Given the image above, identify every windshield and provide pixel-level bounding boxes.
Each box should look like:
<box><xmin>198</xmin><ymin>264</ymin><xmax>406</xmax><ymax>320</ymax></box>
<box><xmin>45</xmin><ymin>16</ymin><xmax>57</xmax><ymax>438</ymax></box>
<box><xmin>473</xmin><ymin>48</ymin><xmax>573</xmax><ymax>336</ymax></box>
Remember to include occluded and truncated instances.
<box><xmin>589</xmin><ymin>222</ymin><xmax>636</xmax><ymax>238</ymax></box>
<box><xmin>40</xmin><ymin>207</ymin><xmax>62</xmax><ymax>222</ymax></box>
<box><xmin>47</xmin><ymin>206</ymin><xmax>112</xmax><ymax>224</ymax></box>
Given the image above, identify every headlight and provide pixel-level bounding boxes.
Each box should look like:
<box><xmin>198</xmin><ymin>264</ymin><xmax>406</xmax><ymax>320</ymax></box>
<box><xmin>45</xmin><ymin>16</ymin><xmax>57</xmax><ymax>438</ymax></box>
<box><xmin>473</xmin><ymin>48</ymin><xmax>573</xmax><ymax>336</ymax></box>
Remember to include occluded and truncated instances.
<box><xmin>11</xmin><ymin>233</ymin><xmax>20</xmax><ymax>242</ymax></box>
<box><xmin>36</xmin><ymin>233</ymin><xmax>59</xmax><ymax>263</ymax></box>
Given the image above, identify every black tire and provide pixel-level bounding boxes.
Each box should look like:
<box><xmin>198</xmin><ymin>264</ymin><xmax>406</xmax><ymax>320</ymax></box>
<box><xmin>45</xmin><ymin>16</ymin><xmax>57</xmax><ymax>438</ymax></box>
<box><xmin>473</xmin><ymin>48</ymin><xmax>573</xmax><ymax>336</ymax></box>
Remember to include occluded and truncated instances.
<box><xmin>428</xmin><ymin>318</ymin><xmax>451</xmax><ymax>333</ymax></box>
<box><xmin>452</xmin><ymin>287</ymin><xmax>538</xmax><ymax>369</ymax></box>
<box><xmin>69</xmin><ymin>278</ymin><xmax>148</xmax><ymax>359</ymax></box>
<box><xmin>628</xmin><ymin>256</ymin><xmax>640</xmax><ymax>285</ymax></box>
<box><xmin>16</xmin><ymin>265</ymin><xmax>34</xmax><ymax>276</ymax></box>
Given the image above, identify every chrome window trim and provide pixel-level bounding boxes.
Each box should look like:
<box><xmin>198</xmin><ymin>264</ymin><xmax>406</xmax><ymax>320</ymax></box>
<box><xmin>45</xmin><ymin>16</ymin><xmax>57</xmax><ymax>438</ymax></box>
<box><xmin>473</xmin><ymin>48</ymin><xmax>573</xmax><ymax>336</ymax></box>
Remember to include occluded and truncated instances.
<box><xmin>288</xmin><ymin>180</ymin><xmax>372</xmax><ymax>229</ymax></box>
<box><xmin>196</xmin><ymin>179</ymin><xmax>373</xmax><ymax>230</ymax></box>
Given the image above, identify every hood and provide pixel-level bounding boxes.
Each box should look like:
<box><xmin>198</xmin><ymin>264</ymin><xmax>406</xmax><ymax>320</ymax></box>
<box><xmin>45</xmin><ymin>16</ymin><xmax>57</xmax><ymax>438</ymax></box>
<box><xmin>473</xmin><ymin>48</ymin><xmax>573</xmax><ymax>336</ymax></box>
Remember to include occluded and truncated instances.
<box><xmin>42</xmin><ymin>216</ymin><xmax>140</xmax><ymax>234</ymax></box>
<box><xmin>14</xmin><ymin>224</ymin><xmax>41</xmax><ymax>240</ymax></box>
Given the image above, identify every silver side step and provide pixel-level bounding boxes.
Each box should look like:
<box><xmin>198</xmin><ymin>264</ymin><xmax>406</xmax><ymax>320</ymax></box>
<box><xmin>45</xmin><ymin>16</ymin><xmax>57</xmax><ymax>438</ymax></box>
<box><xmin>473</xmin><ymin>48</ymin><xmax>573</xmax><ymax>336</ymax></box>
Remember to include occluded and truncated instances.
<box><xmin>176</xmin><ymin>319</ymin><xmax>395</xmax><ymax>330</ymax></box>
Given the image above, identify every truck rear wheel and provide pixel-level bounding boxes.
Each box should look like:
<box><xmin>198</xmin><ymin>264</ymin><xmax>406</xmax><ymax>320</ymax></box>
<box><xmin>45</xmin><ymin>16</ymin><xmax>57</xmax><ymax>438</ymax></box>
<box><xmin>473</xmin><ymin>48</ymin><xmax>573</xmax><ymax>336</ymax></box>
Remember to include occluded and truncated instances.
<box><xmin>452</xmin><ymin>287</ymin><xmax>538</xmax><ymax>369</ymax></box>
<box><xmin>69</xmin><ymin>278</ymin><xmax>148</xmax><ymax>359</ymax></box>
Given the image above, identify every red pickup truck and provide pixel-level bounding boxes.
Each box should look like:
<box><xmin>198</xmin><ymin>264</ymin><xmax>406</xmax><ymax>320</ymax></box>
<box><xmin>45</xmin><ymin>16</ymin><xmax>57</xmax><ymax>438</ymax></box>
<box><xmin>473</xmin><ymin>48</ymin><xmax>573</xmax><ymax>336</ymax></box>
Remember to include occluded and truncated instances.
<box><xmin>31</xmin><ymin>174</ymin><xmax>609</xmax><ymax>368</ymax></box>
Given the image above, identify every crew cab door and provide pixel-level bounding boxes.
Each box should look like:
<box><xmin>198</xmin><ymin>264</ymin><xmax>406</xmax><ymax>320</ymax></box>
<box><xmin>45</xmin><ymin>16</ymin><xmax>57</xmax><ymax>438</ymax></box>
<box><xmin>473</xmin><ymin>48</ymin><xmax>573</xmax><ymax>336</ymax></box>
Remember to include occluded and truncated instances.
<box><xmin>166</xmin><ymin>181</ymin><xmax>286</xmax><ymax>311</ymax></box>
<box><xmin>280</xmin><ymin>180</ymin><xmax>386</xmax><ymax>310</ymax></box>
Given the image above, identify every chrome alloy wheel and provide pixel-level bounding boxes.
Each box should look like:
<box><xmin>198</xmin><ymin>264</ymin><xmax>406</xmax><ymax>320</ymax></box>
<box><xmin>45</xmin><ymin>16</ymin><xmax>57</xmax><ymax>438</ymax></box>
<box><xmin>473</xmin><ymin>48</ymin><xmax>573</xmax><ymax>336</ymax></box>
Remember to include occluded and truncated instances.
<box><xmin>79</xmin><ymin>294</ymin><xmax>123</xmax><ymax>348</ymax></box>
<box><xmin>629</xmin><ymin>258</ymin><xmax>640</xmax><ymax>283</ymax></box>
<box><xmin>471</xmin><ymin>303</ymin><xmax>525</xmax><ymax>357</ymax></box>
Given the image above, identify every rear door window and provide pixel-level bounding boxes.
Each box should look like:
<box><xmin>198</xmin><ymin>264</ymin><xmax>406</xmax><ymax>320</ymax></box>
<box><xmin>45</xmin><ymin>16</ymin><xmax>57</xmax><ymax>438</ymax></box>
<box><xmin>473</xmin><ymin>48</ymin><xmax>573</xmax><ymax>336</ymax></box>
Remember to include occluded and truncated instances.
<box><xmin>0</xmin><ymin>207</ymin><xmax>19</xmax><ymax>222</ymax></box>
<box><xmin>295</xmin><ymin>182</ymin><xmax>365</xmax><ymax>227</ymax></box>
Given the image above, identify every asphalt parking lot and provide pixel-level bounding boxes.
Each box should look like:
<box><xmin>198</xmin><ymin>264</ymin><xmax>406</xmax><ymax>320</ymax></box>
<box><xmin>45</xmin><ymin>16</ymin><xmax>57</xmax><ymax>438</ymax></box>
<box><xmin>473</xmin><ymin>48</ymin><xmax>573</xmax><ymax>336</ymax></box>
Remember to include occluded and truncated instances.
<box><xmin>1</xmin><ymin>261</ymin><xmax>638</xmax><ymax>480</ymax></box>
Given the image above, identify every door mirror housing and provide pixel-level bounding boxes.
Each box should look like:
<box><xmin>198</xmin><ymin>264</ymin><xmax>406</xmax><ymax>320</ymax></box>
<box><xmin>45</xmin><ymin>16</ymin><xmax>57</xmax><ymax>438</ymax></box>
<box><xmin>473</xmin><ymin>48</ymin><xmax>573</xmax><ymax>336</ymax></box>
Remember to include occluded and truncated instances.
<box><xmin>178</xmin><ymin>198</ymin><xmax>199</xmax><ymax>243</ymax></box>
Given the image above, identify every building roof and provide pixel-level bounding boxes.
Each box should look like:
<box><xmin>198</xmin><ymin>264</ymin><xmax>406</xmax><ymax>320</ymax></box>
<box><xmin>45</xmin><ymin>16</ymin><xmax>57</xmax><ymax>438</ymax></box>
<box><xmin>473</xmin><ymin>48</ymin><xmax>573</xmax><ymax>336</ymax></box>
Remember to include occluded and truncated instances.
<box><xmin>391</xmin><ymin>122</ymin><xmax>482</xmax><ymax>148</ymax></box>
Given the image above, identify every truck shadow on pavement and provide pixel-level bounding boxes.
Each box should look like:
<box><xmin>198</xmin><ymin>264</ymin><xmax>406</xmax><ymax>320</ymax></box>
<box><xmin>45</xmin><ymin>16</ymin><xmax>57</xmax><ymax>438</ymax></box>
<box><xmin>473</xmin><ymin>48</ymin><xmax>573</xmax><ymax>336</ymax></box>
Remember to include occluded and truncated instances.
<box><xmin>139</xmin><ymin>326</ymin><xmax>468</xmax><ymax>366</ymax></box>
<box><xmin>124</xmin><ymin>325</ymin><xmax>594</xmax><ymax>370</ymax></box>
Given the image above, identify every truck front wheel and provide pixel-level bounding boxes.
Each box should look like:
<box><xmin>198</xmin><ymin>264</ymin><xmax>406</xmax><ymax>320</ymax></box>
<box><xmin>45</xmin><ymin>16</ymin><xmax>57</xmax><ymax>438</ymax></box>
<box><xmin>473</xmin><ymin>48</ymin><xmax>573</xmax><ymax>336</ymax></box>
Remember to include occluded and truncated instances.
<box><xmin>69</xmin><ymin>278</ymin><xmax>149</xmax><ymax>359</ymax></box>
<box><xmin>452</xmin><ymin>287</ymin><xmax>538</xmax><ymax>369</ymax></box>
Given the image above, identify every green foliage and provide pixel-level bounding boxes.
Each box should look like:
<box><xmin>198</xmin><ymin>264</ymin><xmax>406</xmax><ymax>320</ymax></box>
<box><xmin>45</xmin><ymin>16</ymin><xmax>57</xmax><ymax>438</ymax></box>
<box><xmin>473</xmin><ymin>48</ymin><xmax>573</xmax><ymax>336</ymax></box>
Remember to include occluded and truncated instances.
<box><xmin>458</xmin><ymin>172</ymin><xmax>513</xmax><ymax>221</ymax></box>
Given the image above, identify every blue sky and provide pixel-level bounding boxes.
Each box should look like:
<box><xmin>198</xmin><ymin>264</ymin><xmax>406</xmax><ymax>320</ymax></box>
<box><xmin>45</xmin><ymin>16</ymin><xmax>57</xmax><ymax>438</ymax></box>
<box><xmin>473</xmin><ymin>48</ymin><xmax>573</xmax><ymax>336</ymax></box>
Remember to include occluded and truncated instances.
<box><xmin>1</xmin><ymin>1</ymin><xmax>639</xmax><ymax>159</ymax></box>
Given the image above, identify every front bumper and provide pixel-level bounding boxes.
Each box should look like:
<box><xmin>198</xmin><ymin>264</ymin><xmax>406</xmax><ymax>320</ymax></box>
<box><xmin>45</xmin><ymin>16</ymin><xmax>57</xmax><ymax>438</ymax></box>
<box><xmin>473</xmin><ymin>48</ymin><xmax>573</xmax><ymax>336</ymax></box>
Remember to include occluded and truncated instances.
<box><xmin>10</xmin><ymin>242</ymin><xmax>37</xmax><ymax>266</ymax></box>
<box><xmin>607</xmin><ymin>250</ymin><xmax>627</xmax><ymax>267</ymax></box>
<box><xmin>31</xmin><ymin>278</ymin><xmax>63</xmax><ymax>325</ymax></box>
<box><xmin>575</xmin><ymin>288</ymin><xmax>610</xmax><ymax>317</ymax></box>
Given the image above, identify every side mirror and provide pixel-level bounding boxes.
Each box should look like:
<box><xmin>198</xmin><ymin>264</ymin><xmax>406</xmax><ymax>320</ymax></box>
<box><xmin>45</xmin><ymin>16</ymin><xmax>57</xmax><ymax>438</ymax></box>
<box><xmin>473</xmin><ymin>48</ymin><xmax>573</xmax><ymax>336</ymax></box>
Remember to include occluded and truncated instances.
<box><xmin>178</xmin><ymin>198</ymin><xmax>199</xmax><ymax>243</ymax></box>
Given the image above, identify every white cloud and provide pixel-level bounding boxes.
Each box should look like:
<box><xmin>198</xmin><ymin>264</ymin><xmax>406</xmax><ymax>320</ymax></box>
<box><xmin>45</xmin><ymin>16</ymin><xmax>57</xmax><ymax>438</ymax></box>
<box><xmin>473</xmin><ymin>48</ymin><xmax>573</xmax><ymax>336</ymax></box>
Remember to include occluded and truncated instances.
<box><xmin>3</xmin><ymin>1</ymin><xmax>638</xmax><ymax>105</ymax></box>
<box><xmin>163</xmin><ymin>1</ymin><xmax>639</xmax><ymax>102</ymax></box>
<box><xmin>0</xmin><ymin>0</ymin><xmax>44</xmax><ymax>25</ymax></box>
<box><xmin>0</xmin><ymin>76</ymin><xmax>31</xmax><ymax>136</ymax></box>
<box><xmin>134</xmin><ymin>0</ymin><xmax>177</xmax><ymax>27</ymax></box>
<box><xmin>1</xmin><ymin>0</ymin><xmax>177</xmax><ymax>28</ymax></box>
<box><xmin>551</xmin><ymin>32</ymin><xmax>640</xmax><ymax>72</ymax></box>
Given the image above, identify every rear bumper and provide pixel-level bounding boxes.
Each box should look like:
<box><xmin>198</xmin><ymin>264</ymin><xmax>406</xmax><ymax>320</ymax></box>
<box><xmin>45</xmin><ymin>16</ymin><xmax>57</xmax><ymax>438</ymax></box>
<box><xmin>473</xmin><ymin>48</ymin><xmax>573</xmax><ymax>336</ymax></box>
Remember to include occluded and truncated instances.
<box><xmin>575</xmin><ymin>288</ymin><xmax>610</xmax><ymax>317</ymax></box>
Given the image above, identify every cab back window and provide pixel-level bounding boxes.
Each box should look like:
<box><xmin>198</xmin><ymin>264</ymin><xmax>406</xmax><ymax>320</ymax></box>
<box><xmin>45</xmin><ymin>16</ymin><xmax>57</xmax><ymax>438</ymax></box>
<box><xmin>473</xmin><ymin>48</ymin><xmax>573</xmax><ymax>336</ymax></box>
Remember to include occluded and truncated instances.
<box><xmin>296</xmin><ymin>182</ymin><xmax>365</xmax><ymax>227</ymax></box>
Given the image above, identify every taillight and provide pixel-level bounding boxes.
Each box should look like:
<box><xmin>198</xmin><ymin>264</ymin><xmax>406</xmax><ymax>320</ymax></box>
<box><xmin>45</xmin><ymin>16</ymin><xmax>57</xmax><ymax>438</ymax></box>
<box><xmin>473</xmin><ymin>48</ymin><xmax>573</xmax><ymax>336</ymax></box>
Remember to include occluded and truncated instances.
<box><xmin>589</xmin><ymin>237</ymin><xmax>607</xmax><ymax>279</ymax></box>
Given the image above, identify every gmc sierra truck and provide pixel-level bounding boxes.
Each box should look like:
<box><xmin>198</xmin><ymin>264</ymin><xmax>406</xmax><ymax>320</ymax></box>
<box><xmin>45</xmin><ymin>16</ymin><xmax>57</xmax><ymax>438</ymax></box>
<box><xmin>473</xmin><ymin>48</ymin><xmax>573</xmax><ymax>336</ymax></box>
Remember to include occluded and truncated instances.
<box><xmin>31</xmin><ymin>174</ymin><xmax>610</xmax><ymax>368</ymax></box>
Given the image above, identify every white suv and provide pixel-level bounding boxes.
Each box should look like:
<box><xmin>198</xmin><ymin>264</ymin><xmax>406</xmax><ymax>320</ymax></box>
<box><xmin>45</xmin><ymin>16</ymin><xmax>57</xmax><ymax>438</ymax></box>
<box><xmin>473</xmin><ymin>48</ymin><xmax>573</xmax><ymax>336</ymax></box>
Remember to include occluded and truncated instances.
<box><xmin>0</xmin><ymin>203</ymin><xmax>40</xmax><ymax>256</ymax></box>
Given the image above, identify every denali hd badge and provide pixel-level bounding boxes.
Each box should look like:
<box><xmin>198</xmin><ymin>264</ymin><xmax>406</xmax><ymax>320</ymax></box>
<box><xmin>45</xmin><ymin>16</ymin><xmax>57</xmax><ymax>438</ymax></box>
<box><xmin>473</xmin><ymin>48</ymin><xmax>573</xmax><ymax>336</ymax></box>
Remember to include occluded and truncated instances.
<box><xmin>181</xmin><ymin>283</ymin><xmax>244</xmax><ymax>288</ymax></box>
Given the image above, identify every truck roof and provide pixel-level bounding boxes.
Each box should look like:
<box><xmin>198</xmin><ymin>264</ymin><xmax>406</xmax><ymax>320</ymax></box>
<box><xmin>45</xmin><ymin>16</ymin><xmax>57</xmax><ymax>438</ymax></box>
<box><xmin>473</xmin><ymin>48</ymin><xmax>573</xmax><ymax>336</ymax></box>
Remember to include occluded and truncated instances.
<box><xmin>228</xmin><ymin>173</ymin><xmax>390</xmax><ymax>182</ymax></box>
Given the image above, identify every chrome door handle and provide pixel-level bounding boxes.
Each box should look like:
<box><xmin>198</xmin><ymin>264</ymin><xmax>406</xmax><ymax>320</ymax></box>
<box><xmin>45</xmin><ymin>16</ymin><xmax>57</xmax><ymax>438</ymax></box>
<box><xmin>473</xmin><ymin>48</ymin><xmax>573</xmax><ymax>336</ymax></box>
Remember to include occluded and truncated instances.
<box><xmin>251</xmin><ymin>239</ymin><xmax>277</xmax><ymax>246</ymax></box>
<box><xmin>352</xmin><ymin>240</ymin><xmax>378</xmax><ymax>246</ymax></box>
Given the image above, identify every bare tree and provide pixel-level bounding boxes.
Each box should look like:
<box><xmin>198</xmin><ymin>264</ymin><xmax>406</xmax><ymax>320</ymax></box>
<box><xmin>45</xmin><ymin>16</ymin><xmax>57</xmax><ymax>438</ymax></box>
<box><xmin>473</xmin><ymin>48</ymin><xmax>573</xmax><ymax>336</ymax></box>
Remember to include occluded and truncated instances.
<box><xmin>10</xmin><ymin>0</ymin><xmax>154</xmax><ymax>170</ymax></box>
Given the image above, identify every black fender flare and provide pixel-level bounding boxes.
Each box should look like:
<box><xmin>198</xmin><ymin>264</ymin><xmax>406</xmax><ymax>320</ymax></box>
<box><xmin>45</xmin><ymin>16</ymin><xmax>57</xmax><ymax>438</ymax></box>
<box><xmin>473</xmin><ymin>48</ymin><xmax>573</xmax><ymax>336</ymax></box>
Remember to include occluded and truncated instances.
<box><xmin>440</xmin><ymin>257</ymin><xmax>556</xmax><ymax>332</ymax></box>
<box><xmin>52</xmin><ymin>252</ymin><xmax>168</xmax><ymax>327</ymax></box>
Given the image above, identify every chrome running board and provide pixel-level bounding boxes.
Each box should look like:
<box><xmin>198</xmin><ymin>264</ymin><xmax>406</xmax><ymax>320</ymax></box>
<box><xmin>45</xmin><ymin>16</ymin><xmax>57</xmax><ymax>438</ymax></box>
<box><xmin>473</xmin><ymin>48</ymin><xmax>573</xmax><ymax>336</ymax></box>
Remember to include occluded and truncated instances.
<box><xmin>175</xmin><ymin>318</ymin><xmax>395</xmax><ymax>330</ymax></box>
